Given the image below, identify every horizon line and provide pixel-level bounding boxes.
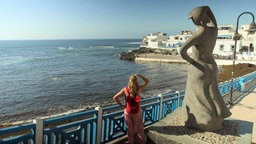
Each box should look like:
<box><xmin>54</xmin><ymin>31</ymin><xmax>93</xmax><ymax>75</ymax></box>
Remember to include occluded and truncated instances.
<box><xmin>0</xmin><ymin>38</ymin><xmax>142</xmax><ymax>41</ymax></box>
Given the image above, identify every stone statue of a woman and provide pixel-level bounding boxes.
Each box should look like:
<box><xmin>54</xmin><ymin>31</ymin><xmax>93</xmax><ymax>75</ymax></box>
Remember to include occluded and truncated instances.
<box><xmin>180</xmin><ymin>6</ymin><xmax>231</xmax><ymax>131</ymax></box>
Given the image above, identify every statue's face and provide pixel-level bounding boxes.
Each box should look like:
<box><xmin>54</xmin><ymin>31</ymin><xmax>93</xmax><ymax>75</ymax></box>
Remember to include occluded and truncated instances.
<box><xmin>191</xmin><ymin>18</ymin><xmax>197</xmax><ymax>25</ymax></box>
<box><xmin>201</xmin><ymin>14</ymin><xmax>211</xmax><ymax>25</ymax></box>
<box><xmin>188</xmin><ymin>6</ymin><xmax>212</xmax><ymax>27</ymax></box>
<box><xmin>190</xmin><ymin>17</ymin><xmax>201</xmax><ymax>26</ymax></box>
<box><xmin>191</xmin><ymin>13</ymin><xmax>212</xmax><ymax>27</ymax></box>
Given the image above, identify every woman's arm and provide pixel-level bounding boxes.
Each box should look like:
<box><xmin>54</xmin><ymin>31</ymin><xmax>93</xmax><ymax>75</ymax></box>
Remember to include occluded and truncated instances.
<box><xmin>135</xmin><ymin>74</ymin><xmax>149</xmax><ymax>93</ymax></box>
<box><xmin>113</xmin><ymin>88</ymin><xmax>126</xmax><ymax>109</ymax></box>
<box><xmin>180</xmin><ymin>32</ymin><xmax>208</xmax><ymax>72</ymax></box>
<box><xmin>180</xmin><ymin>35</ymin><xmax>197</xmax><ymax>64</ymax></box>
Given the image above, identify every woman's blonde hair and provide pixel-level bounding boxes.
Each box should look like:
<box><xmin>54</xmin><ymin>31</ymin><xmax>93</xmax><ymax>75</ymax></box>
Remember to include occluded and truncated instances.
<box><xmin>128</xmin><ymin>75</ymin><xmax>139</xmax><ymax>98</ymax></box>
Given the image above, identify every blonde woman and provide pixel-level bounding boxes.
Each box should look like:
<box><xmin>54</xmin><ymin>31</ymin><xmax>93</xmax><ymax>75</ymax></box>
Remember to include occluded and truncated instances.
<box><xmin>113</xmin><ymin>74</ymin><xmax>149</xmax><ymax>144</ymax></box>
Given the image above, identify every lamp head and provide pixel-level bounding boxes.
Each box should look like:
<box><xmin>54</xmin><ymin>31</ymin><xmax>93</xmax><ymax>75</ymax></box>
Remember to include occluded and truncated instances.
<box><xmin>233</xmin><ymin>33</ymin><xmax>242</xmax><ymax>40</ymax></box>
<box><xmin>246</xmin><ymin>21</ymin><xmax>256</xmax><ymax>34</ymax></box>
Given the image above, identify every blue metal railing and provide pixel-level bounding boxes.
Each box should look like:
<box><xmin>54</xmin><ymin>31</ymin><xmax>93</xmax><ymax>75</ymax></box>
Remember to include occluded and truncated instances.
<box><xmin>43</xmin><ymin>109</ymin><xmax>98</xmax><ymax>144</ymax></box>
<box><xmin>0</xmin><ymin>123</ymin><xmax>36</xmax><ymax>144</ymax></box>
<box><xmin>161</xmin><ymin>92</ymin><xmax>181</xmax><ymax>118</ymax></box>
<box><xmin>101</xmin><ymin>106</ymin><xmax>126</xmax><ymax>143</ymax></box>
<box><xmin>0</xmin><ymin>71</ymin><xmax>255</xmax><ymax>144</ymax></box>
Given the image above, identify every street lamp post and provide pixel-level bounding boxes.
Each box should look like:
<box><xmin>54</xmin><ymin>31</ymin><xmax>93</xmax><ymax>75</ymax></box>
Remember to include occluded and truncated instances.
<box><xmin>229</xmin><ymin>12</ymin><xmax>256</xmax><ymax>105</ymax></box>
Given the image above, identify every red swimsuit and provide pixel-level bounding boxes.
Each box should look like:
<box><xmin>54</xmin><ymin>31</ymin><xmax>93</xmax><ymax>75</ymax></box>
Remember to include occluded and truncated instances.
<box><xmin>125</xmin><ymin>87</ymin><xmax>140</xmax><ymax>113</ymax></box>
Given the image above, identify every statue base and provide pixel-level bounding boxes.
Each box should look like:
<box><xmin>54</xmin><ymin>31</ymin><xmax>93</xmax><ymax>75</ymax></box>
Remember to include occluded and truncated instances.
<box><xmin>147</xmin><ymin>108</ymin><xmax>253</xmax><ymax>144</ymax></box>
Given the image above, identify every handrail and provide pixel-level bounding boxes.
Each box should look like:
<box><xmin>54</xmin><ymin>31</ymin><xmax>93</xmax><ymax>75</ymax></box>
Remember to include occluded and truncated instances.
<box><xmin>0</xmin><ymin>123</ymin><xmax>35</xmax><ymax>144</ymax></box>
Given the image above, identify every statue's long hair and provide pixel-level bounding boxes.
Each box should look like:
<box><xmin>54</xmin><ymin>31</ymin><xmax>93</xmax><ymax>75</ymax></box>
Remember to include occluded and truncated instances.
<box><xmin>128</xmin><ymin>75</ymin><xmax>139</xmax><ymax>98</ymax></box>
<box><xmin>188</xmin><ymin>6</ymin><xmax>217</xmax><ymax>28</ymax></box>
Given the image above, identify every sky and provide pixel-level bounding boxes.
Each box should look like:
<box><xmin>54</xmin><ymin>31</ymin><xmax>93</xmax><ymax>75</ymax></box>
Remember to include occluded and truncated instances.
<box><xmin>0</xmin><ymin>0</ymin><xmax>256</xmax><ymax>40</ymax></box>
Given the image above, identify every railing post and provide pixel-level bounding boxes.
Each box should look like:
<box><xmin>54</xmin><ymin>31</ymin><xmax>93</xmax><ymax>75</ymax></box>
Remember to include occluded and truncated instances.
<box><xmin>95</xmin><ymin>106</ymin><xmax>102</xmax><ymax>144</ymax></box>
<box><xmin>176</xmin><ymin>91</ymin><xmax>180</xmax><ymax>107</ymax></box>
<box><xmin>33</xmin><ymin>118</ymin><xmax>44</xmax><ymax>144</ymax></box>
<box><xmin>158</xmin><ymin>94</ymin><xmax>163</xmax><ymax>120</ymax></box>
<box><xmin>239</xmin><ymin>77</ymin><xmax>245</xmax><ymax>91</ymax></box>
<box><xmin>225</xmin><ymin>81</ymin><xmax>228</xmax><ymax>94</ymax></box>
<box><xmin>242</xmin><ymin>83</ymin><xmax>246</xmax><ymax>91</ymax></box>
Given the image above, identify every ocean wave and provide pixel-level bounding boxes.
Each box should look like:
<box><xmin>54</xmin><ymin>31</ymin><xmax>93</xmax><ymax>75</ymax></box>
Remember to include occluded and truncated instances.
<box><xmin>58</xmin><ymin>46</ymin><xmax>74</xmax><ymax>50</ymax></box>
<box><xmin>0</xmin><ymin>56</ymin><xmax>27</xmax><ymax>66</ymax></box>
<box><xmin>127</xmin><ymin>42</ymin><xmax>142</xmax><ymax>44</ymax></box>
<box><xmin>0</xmin><ymin>101</ymin><xmax>115</xmax><ymax>125</ymax></box>
<box><xmin>89</xmin><ymin>46</ymin><xmax>115</xmax><ymax>49</ymax></box>
<box><xmin>50</xmin><ymin>77</ymin><xmax>62</xmax><ymax>81</ymax></box>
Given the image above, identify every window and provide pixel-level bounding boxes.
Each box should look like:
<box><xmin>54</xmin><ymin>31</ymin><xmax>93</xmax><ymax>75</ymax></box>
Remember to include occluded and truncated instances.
<box><xmin>249</xmin><ymin>43</ymin><xmax>254</xmax><ymax>51</ymax></box>
<box><xmin>231</xmin><ymin>45</ymin><xmax>235</xmax><ymax>51</ymax></box>
<box><xmin>219</xmin><ymin>44</ymin><xmax>224</xmax><ymax>51</ymax></box>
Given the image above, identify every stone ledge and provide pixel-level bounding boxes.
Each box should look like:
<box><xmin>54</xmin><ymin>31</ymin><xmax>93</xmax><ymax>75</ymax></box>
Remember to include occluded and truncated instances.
<box><xmin>148</xmin><ymin>108</ymin><xmax>253</xmax><ymax>144</ymax></box>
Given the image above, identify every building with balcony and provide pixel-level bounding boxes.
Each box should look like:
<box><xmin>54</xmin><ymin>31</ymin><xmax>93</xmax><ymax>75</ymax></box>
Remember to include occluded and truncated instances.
<box><xmin>142</xmin><ymin>24</ymin><xmax>256</xmax><ymax>60</ymax></box>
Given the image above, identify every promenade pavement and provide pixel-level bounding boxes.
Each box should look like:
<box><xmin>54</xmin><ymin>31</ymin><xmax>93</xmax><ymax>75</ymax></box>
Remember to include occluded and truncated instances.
<box><xmin>135</xmin><ymin>53</ymin><xmax>256</xmax><ymax>65</ymax></box>
<box><xmin>229</xmin><ymin>87</ymin><xmax>256</xmax><ymax>143</ymax></box>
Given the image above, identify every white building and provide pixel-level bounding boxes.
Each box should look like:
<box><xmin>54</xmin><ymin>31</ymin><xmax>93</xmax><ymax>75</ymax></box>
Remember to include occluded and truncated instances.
<box><xmin>168</xmin><ymin>30</ymin><xmax>193</xmax><ymax>48</ymax></box>
<box><xmin>141</xmin><ymin>30</ymin><xmax>193</xmax><ymax>54</ymax></box>
<box><xmin>240</xmin><ymin>25</ymin><xmax>256</xmax><ymax>60</ymax></box>
<box><xmin>142</xmin><ymin>32</ymin><xmax>168</xmax><ymax>48</ymax></box>
<box><xmin>214</xmin><ymin>24</ymin><xmax>256</xmax><ymax>60</ymax></box>
<box><xmin>213</xmin><ymin>25</ymin><xmax>237</xmax><ymax>58</ymax></box>
<box><xmin>142</xmin><ymin>24</ymin><xmax>256</xmax><ymax>60</ymax></box>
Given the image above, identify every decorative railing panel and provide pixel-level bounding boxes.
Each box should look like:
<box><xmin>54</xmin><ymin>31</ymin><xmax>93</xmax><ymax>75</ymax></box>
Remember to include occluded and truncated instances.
<box><xmin>162</xmin><ymin>97</ymin><xmax>178</xmax><ymax>118</ymax></box>
<box><xmin>218</xmin><ymin>77</ymin><xmax>240</xmax><ymax>95</ymax></box>
<box><xmin>43</xmin><ymin>109</ymin><xmax>98</xmax><ymax>144</ymax></box>
<box><xmin>242</xmin><ymin>71</ymin><xmax>256</xmax><ymax>83</ymax></box>
<box><xmin>142</xmin><ymin>101</ymin><xmax>160</xmax><ymax>126</ymax></box>
<box><xmin>0</xmin><ymin>123</ymin><xmax>35</xmax><ymax>144</ymax></box>
<box><xmin>101</xmin><ymin>109</ymin><xmax>126</xmax><ymax>143</ymax></box>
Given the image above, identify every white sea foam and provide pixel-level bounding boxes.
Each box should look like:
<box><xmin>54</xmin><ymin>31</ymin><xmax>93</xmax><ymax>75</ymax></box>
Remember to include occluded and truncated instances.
<box><xmin>50</xmin><ymin>77</ymin><xmax>62</xmax><ymax>81</ymax></box>
<box><xmin>1</xmin><ymin>103</ymin><xmax>113</xmax><ymax>126</ymax></box>
<box><xmin>1</xmin><ymin>108</ymin><xmax>87</xmax><ymax>126</ymax></box>
<box><xmin>0</xmin><ymin>56</ymin><xmax>26</xmax><ymax>66</ymax></box>
<box><xmin>89</xmin><ymin>46</ymin><xmax>115</xmax><ymax>49</ymax></box>
<box><xmin>58</xmin><ymin>46</ymin><xmax>74</xmax><ymax>50</ymax></box>
<box><xmin>127</xmin><ymin>42</ymin><xmax>142</xmax><ymax>44</ymax></box>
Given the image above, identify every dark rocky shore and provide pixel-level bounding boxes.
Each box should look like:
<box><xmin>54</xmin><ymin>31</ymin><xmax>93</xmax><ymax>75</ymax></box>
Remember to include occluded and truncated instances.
<box><xmin>119</xmin><ymin>47</ymin><xmax>177</xmax><ymax>61</ymax></box>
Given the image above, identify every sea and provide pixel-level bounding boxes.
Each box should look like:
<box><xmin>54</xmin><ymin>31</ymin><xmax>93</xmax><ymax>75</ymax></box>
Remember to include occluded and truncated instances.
<box><xmin>0</xmin><ymin>39</ymin><xmax>188</xmax><ymax>124</ymax></box>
